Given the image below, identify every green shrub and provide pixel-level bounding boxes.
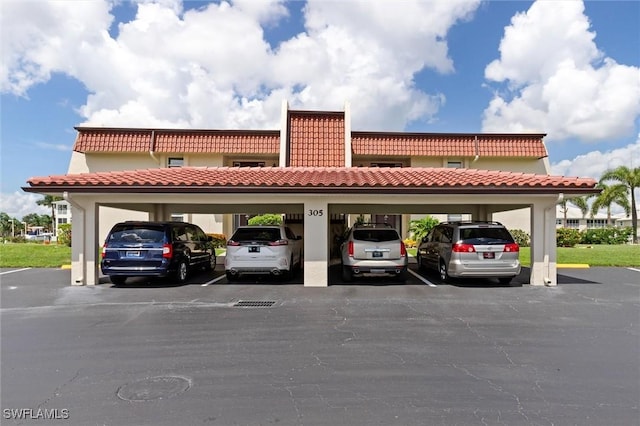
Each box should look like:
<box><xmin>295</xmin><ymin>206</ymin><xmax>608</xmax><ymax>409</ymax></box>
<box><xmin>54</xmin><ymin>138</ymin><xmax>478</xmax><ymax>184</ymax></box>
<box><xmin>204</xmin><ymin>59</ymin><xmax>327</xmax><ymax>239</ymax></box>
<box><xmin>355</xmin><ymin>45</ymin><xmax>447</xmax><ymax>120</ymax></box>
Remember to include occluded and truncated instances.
<box><xmin>556</xmin><ymin>228</ymin><xmax>581</xmax><ymax>247</ymax></box>
<box><xmin>58</xmin><ymin>224</ymin><xmax>72</xmax><ymax>247</ymax></box>
<box><xmin>509</xmin><ymin>229</ymin><xmax>530</xmax><ymax>247</ymax></box>
<box><xmin>206</xmin><ymin>233</ymin><xmax>227</xmax><ymax>248</ymax></box>
<box><xmin>409</xmin><ymin>216</ymin><xmax>440</xmax><ymax>242</ymax></box>
<box><xmin>581</xmin><ymin>227</ymin><xmax>632</xmax><ymax>245</ymax></box>
<box><xmin>248</xmin><ymin>214</ymin><xmax>283</xmax><ymax>225</ymax></box>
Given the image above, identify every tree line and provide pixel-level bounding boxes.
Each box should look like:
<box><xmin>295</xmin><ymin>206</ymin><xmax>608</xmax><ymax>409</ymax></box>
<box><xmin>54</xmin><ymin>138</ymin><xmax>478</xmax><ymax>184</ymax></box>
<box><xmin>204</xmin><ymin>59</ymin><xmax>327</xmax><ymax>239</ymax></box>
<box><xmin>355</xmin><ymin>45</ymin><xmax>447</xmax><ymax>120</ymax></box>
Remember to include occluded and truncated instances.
<box><xmin>559</xmin><ymin>166</ymin><xmax>639</xmax><ymax>243</ymax></box>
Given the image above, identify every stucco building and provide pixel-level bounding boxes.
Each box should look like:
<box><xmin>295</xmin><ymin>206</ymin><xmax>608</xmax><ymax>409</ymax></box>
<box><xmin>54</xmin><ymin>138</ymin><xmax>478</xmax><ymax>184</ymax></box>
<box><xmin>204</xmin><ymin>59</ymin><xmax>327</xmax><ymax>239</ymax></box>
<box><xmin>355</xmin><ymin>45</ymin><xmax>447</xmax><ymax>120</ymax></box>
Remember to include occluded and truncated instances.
<box><xmin>24</xmin><ymin>102</ymin><xmax>599</xmax><ymax>287</ymax></box>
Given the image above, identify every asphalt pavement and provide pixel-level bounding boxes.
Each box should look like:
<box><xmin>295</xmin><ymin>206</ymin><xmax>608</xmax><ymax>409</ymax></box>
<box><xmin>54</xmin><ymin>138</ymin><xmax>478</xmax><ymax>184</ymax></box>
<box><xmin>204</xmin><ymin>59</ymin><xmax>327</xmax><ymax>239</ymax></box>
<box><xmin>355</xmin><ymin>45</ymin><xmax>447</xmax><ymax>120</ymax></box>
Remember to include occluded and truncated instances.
<box><xmin>1</xmin><ymin>266</ymin><xmax>639</xmax><ymax>426</ymax></box>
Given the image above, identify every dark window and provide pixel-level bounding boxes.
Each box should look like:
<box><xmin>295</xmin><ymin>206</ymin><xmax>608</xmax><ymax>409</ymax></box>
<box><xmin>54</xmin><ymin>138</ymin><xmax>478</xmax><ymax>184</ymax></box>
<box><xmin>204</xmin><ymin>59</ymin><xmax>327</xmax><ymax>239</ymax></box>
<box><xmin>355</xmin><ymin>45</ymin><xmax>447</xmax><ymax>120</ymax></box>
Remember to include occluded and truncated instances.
<box><xmin>285</xmin><ymin>227</ymin><xmax>296</xmax><ymax>240</ymax></box>
<box><xmin>231</xmin><ymin>228</ymin><xmax>281</xmax><ymax>242</ymax></box>
<box><xmin>353</xmin><ymin>229</ymin><xmax>399</xmax><ymax>242</ymax></box>
<box><xmin>233</xmin><ymin>161</ymin><xmax>265</xmax><ymax>167</ymax></box>
<box><xmin>108</xmin><ymin>225</ymin><xmax>165</xmax><ymax>243</ymax></box>
<box><xmin>459</xmin><ymin>227</ymin><xmax>514</xmax><ymax>244</ymax></box>
<box><xmin>168</xmin><ymin>157</ymin><xmax>184</xmax><ymax>168</ymax></box>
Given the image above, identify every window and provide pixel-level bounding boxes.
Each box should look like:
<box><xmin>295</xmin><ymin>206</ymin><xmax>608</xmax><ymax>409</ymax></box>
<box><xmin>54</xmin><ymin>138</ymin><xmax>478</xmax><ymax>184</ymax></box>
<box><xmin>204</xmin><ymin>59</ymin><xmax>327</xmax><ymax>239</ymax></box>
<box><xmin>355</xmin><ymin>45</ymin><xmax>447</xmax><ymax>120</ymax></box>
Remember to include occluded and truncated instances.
<box><xmin>447</xmin><ymin>161</ymin><xmax>463</xmax><ymax>168</ymax></box>
<box><xmin>370</xmin><ymin>162</ymin><xmax>403</xmax><ymax>168</ymax></box>
<box><xmin>447</xmin><ymin>214</ymin><xmax>462</xmax><ymax>222</ymax></box>
<box><xmin>566</xmin><ymin>219</ymin><xmax>579</xmax><ymax>229</ymax></box>
<box><xmin>233</xmin><ymin>161</ymin><xmax>265</xmax><ymax>167</ymax></box>
<box><xmin>556</xmin><ymin>219</ymin><xmax>563</xmax><ymax>225</ymax></box>
<box><xmin>171</xmin><ymin>214</ymin><xmax>184</xmax><ymax>222</ymax></box>
<box><xmin>57</xmin><ymin>218</ymin><xmax>68</xmax><ymax>224</ymax></box>
<box><xmin>587</xmin><ymin>219</ymin><xmax>607</xmax><ymax>229</ymax></box>
<box><xmin>57</xmin><ymin>205</ymin><xmax>68</xmax><ymax>214</ymax></box>
<box><xmin>168</xmin><ymin>157</ymin><xmax>184</xmax><ymax>168</ymax></box>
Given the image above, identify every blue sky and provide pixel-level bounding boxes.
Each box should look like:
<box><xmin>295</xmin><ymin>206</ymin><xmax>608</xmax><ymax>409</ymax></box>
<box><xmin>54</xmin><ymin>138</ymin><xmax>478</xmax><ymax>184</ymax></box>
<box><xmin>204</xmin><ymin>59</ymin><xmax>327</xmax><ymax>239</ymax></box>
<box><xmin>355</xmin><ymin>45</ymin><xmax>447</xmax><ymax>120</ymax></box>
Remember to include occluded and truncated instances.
<box><xmin>1</xmin><ymin>0</ymin><xmax>639</xmax><ymax>218</ymax></box>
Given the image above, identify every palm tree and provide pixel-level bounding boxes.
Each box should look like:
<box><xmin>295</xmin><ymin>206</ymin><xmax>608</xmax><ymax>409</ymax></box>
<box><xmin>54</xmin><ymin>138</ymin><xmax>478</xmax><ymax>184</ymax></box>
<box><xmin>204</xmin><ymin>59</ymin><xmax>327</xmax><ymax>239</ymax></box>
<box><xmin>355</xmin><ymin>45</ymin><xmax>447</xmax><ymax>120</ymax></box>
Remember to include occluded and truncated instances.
<box><xmin>569</xmin><ymin>196</ymin><xmax>591</xmax><ymax>219</ymax></box>
<box><xmin>600</xmin><ymin>166</ymin><xmax>640</xmax><ymax>243</ymax></box>
<box><xmin>590</xmin><ymin>182</ymin><xmax>630</xmax><ymax>226</ymax></box>
<box><xmin>36</xmin><ymin>195</ymin><xmax>62</xmax><ymax>233</ymax></box>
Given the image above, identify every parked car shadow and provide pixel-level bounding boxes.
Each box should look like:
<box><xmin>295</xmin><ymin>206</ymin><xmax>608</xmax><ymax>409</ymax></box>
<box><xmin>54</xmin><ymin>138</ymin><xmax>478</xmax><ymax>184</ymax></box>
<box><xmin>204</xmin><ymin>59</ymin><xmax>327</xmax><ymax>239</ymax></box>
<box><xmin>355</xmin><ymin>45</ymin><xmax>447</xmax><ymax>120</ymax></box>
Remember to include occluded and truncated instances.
<box><xmin>328</xmin><ymin>264</ymin><xmax>410</xmax><ymax>286</ymax></box>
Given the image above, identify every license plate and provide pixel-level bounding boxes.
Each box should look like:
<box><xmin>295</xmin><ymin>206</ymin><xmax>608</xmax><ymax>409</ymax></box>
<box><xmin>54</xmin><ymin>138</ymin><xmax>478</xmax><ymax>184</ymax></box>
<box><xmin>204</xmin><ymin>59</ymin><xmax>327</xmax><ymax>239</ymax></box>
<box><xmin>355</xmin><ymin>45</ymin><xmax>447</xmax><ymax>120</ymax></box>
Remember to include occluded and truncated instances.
<box><xmin>372</xmin><ymin>251</ymin><xmax>383</xmax><ymax>258</ymax></box>
<box><xmin>249</xmin><ymin>246</ymin><xmax>260</xmax><ymax>253</ymax></box>
<box><xmin>370</xmin><ymin>269</ymin><xmax>385</xmax><ymax>274</ymax></box>
<box><xmin>126</xmin><ymin>251</ymin><xmax>140</xmax><ymax>257</ymax></box>
<box><xmin>483</xmin><ymin>252</ymin><xmax>495</xmax><ymax>259</ymax></box>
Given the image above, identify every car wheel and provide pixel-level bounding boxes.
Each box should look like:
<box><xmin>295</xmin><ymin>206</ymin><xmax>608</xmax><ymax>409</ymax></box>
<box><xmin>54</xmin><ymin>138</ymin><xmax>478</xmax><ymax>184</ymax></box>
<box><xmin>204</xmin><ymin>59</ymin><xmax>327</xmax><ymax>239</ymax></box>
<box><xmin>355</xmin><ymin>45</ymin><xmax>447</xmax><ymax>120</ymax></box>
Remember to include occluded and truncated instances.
<box><xmin>225</xmin><ymin>271</ymin><xmax>238</xmax><ymax>282</ymax></box>
<box><xmin>176</xmin><ymin>260</ymin><xmax>189</xmax><ymax>283</ymax></box>
<box><xmin>341</xmin><ymin>265</ymin><xmax>354</xmax><ymax>282</ymax></box>
<box><xmin>499</xmin><ymin>277</ymin><xmax>513</xmax><ymax>285</ymax></box>
<box><xmin>205</xmin><ymin>253</ymin><xmax>216</xmax><ymax>271</ymax></box>
<box><xmin>398</xmin><ymin>270</ymin><xmax>408</xmax><ymax>282</ymax></box>
<box><xmin>439</xmin><ymin>260</ymin><xmax>450</xmax><ymax>283</ymax></box>
<box><xmin>417</xmin><ymin>253</ymin><xmax>425</xmax><ymax>270</ymax></box>
<box><xmin>110</xmin><ymin>276</ymin><xmax>127</xmax><ymax>285</ymax></box>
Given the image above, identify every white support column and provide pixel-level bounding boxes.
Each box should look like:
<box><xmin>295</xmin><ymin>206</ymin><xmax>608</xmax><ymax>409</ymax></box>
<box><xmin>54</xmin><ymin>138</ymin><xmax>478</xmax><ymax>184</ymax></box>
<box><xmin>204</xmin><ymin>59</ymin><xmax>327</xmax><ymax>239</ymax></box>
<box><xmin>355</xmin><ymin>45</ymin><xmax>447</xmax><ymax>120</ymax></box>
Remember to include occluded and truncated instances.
<box><xmin>86</xmin><ymin>201</ymin><xmax>99</xmax><ymax>286</ymax></box>
<box><xmin>303</xmin><ymin>200</ymin><xmax>329</xmax><ymax>287</ymax></box>
<box><xmin>530</xmin><ymin>201</ymin><xmax>557</xmax><ymax>286</ymax></box>
<box><xmin>65</xmin><ymin>195</ymin><xmax>98</xmax><ymax>286</ymax></box>
<box><xmin>69</xmin><ymin>202</ymin><xmax>86</xmax><ymax>286</ymax></box>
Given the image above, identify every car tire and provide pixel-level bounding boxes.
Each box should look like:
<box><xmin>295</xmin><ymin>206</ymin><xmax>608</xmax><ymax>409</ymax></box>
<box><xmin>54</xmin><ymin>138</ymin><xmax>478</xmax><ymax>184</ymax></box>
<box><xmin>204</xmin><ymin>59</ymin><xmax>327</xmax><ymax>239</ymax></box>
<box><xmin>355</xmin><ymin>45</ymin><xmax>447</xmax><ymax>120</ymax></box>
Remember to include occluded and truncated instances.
<box><xmin>439</xmin><ymin>260</ymin><xmax>451</xmax><ymax>283</ymax></box>
<box><xmin>205</xmin><ymin>252</ymin><xmax>216</xmax><ymax>271</ymax></box>
<box><xmin>398</xmin><ymin>270</ymin><xmax>408</xmax><ymax>283</ymax></box>
<box><xmin>176</xmin><ymin>260</ymin><xmax>189</xmax><ymax>283</ymax></box>
<box><xmin>341</xmin><ymin>265</ymin><xmax>354</xmax><ymax>282</ymax></box>
<box><xmin>417</xmin><ymin>253</ymin><xmax>425</xmax><ymax>270</ymax></box>
<box><xmin>110</xmin><ymin>276</ymin><xmax>127</xmax><ymax>286</ymax></box>
<box><xmin>226</xmin><ymin>271</ymin><xmax>239</xmax><ymax>282</ymax></box>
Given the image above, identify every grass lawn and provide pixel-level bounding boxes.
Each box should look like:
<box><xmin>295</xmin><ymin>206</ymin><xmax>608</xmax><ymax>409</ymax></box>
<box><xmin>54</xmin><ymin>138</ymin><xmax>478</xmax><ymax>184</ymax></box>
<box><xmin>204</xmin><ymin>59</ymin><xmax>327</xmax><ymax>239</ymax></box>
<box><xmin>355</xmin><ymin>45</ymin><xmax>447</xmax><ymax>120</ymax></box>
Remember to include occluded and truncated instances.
<box><xmin>407</xmin><ymin>245</ymin><xmax>639</xmax><ymax>267</ymax></box>
<box><xmin>1</xmin><ymin>243</ymin><xmax>638</xmax><ymax>269</ymax></box>
<box><xmin>0</xmin><ymin>243</ymin><xmax>72</xmax><ymax>268</ymax></box>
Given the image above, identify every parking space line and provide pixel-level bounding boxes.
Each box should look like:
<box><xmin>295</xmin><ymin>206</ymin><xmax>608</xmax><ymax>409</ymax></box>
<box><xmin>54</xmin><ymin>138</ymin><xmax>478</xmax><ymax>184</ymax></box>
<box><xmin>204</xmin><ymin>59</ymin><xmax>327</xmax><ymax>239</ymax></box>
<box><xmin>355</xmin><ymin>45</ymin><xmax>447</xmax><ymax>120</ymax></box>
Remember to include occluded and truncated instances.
<box><xmin>0</xmin><ymin>268</ymin><xmax>31</xmax><ymax>276</ymax></box>
<box><xmin>627</xmin><ymin>267</ymin><xmax>640</xmax><ymax>273</ymax></box>
<box><xmin>408</xmin><ymin>269</ymin><xmax>437</xmax><ymax>287</ymax></box>
<box><xmin>201</xmin><ymin>274</ymin><xmax>227</xmax><ymax>286</ymax></box>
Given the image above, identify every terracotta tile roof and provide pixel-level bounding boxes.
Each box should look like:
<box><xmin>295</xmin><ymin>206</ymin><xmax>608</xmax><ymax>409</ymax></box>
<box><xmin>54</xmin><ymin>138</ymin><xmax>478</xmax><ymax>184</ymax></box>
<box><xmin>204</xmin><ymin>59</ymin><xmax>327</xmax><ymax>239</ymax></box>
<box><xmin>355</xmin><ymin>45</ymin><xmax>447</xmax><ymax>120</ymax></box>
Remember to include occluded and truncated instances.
<box><xmin>73</xmin><ymin>128</ymin><xmax>280</xmax><ymax>154</ymax></box>
<box><xmin>351</xmin><ymin>132</ymin><xmax>548</xmax><ymax>158</ymax></box>
<box><xmin>25</xmin><ymin>167</ymin><xmax>598</xmax><ymax>194</ymax></box>
<box><xmin>287</xmin><ymin>111</ymin><xmax>345</xmax><ymax>167</ymax></box>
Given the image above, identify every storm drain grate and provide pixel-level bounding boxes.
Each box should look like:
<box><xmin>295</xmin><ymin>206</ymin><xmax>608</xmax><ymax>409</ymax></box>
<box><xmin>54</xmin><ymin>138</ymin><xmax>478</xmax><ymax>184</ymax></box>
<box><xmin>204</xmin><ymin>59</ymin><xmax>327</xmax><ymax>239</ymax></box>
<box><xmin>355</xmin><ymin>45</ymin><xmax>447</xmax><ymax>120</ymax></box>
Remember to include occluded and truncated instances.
<box><xmin>233</xmin><ymin>300</ymin><xmax>277</xmax><ymax>308</ymax></box>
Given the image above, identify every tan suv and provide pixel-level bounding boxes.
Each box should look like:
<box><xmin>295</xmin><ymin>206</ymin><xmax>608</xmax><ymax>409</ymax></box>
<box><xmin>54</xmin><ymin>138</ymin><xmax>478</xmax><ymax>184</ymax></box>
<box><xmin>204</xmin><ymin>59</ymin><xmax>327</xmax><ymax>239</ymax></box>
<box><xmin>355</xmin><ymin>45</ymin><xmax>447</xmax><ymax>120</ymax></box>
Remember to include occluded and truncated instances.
<box><xmin>340</xmin><ymin>223</ymin><xmax>408</xmax><ymax>282</ymax></box>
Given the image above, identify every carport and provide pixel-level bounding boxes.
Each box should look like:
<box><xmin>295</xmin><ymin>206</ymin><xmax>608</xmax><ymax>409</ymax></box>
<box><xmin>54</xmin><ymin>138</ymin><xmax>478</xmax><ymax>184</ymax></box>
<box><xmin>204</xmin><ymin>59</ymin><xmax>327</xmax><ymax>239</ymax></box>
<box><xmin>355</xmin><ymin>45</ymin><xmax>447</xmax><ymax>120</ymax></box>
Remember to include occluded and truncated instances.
<box><xmin>24</xmin><ymin>166</ymin><xmax>599</xmax><ymax>287</ymax></box>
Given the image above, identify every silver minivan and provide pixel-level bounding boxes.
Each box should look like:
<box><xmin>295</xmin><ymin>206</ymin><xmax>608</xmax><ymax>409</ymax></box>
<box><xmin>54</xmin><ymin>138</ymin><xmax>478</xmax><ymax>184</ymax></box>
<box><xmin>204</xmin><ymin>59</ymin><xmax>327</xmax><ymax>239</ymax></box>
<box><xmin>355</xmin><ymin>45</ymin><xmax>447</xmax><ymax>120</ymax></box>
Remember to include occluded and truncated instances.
<box><xmin>417</xmin><ymin>221</ymin><xmax>521</xmax><ymax>284</ymax></box>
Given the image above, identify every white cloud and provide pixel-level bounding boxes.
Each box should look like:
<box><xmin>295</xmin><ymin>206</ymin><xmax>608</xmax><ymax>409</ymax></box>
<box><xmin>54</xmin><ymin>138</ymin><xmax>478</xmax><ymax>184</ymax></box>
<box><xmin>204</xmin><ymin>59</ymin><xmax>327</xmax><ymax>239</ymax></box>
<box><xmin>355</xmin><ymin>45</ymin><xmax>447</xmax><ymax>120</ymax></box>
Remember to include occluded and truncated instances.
<box><xmin>0</xmin><ymin>192</ymin><xmax>49</xmax><ymax>219</ymax></box>
<box><xmin>550</xmin><ymin>135</ymin><xmax>640</xmax><ymax>180</ymax></box>
<box><xmin>483</xmin><ymin>0</ymin><xmax>640</xmax><ymax>142</ymax></box>
<box><xmin>1</xmin><ymin>0</ymin><xmax>480</xmax><ymax>131</ymax></box>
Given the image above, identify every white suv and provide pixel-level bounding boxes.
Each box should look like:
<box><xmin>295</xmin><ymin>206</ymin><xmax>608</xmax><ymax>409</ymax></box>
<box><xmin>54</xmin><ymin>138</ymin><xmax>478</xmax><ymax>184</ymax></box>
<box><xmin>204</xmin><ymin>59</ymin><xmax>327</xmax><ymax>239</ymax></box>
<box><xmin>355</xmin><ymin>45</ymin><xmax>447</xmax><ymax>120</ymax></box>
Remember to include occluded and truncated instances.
<box><xmin>340</xmin><ymin>223</ymin><xmax>408</xmax><ymax>282</ymax></box>
<box><xmin>225</xmin><ymin>225</ymin><xmax>303</xmax><ymax>281</ymax></box>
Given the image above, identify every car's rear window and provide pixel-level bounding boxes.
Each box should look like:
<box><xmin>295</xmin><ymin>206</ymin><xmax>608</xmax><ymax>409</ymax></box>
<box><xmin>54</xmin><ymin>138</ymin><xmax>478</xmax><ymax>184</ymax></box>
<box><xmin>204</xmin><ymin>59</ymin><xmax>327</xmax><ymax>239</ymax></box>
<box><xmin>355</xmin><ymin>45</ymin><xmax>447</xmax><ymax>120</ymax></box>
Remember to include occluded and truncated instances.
<box><xmin>459</xmin><ymin>227</ymin><xmax>514</xmax><ymax>244</ymax></box>
<box><xmin>108</xmin><ymin>225</ymin><xmax>165</xmax><ymax>243</ymax></box>
<box><xmin>353</xmin><ymin>229</ymin><xmax>400</xmax><ymax>242</ymax></box>
<box><xmin>231</xmin><ymin>228</ymin><xmax>281</xmax><ymax>242</ymax></box>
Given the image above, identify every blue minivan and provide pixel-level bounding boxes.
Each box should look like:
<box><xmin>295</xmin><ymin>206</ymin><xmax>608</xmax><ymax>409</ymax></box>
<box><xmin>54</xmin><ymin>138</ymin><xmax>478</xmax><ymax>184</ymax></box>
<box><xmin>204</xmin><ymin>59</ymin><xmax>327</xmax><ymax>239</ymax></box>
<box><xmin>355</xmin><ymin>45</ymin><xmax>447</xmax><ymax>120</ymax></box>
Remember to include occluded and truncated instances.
<box><xmin>101</xmin><ymin>221</ymin><xmax>216</xmax><ymax>285</ymax></box>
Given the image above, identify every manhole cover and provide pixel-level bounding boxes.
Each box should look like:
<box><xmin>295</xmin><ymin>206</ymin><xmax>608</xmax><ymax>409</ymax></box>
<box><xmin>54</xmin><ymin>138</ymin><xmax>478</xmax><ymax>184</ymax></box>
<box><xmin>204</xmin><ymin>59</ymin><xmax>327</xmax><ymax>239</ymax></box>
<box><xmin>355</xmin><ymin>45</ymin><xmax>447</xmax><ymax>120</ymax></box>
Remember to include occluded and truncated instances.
<box><xmin>234</xmin><ymin>300</ymin><xmax>276</xmax><ymax>308</ymax></box>
<box><xmin>117</xmin><ymin>376</ymin><xmax>192</xmax><ymax>401</ymax></box>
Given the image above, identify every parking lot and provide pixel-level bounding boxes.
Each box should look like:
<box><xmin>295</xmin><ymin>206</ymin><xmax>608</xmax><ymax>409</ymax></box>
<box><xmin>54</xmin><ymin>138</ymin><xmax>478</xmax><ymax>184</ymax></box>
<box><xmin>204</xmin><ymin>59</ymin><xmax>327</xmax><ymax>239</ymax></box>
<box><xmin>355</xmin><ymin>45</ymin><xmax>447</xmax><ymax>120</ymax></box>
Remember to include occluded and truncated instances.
<box><xmin>1</xmin><ymin>266</ymin><xmax>639</xmax><ymax>425</ymax></box>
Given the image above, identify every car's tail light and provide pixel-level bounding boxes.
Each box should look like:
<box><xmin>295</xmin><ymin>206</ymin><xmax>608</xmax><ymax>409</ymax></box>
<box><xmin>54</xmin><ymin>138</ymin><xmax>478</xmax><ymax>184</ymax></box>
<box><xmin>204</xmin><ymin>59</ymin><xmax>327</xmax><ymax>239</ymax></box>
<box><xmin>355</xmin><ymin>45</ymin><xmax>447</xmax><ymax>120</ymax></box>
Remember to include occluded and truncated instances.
<box><xmin>452</xmin><ymin>243</ymin><xmax>476</xmax><ymax>253</ymax></box>
<box><xmin>101</xmin><ymin>244</ymin><xmax>107</xmax><ymax>259</ymax></box>
<box><xmin>162</xmin><ymin>243</ymin><xmax>173</xmax><ymax>259</ymax></box>
<box><xmin>400</xmin><ymin>242</ymin><xmax>407</xmax><ymax>256</ymax></box>
<box><xmin>348</xmin><ymin>241</ymin><xmax>354</xmax><ymax>257</ymax></box>
<box><xmin>269</xmin><ymin>239</ymin><xmax>289</xmax><ymax>246</ymax></box>
<box><xmin>504</xmin><ymin>243</ymin><xmax>519</xmax><ymax>252</ymax></box>
<box><xmin>227</xmin><ymin>240</ymin><xmax>240</xmax><ymax>246</ymax></box>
